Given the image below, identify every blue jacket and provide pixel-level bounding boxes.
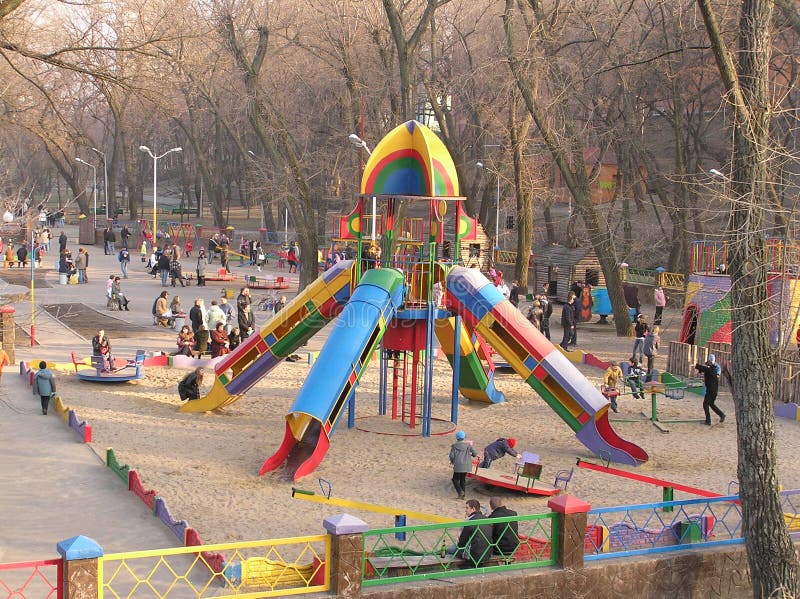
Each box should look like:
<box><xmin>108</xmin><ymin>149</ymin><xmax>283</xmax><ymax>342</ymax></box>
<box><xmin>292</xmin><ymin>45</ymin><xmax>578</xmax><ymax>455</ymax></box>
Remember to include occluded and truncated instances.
<box><xmin>33</xmin><ymin>367</ymin><xmax>56</xmax><ymax>397</ymax></box>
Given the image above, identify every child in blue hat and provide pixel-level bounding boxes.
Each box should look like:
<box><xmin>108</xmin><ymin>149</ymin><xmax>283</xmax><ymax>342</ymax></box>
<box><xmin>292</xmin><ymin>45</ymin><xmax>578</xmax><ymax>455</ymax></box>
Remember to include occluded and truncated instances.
<box><xmin>449</xmin><ymin>431</ymin><xmax>477</xmax><ymax>499</ymax></box>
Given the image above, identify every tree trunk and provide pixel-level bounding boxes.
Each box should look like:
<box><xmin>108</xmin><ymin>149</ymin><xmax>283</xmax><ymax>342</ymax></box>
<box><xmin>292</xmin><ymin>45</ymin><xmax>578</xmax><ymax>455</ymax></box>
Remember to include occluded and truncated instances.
<box><xmin>697</xmin><ymin>0</ymin><xmax>799</xmax><ymax>596</ymax></box>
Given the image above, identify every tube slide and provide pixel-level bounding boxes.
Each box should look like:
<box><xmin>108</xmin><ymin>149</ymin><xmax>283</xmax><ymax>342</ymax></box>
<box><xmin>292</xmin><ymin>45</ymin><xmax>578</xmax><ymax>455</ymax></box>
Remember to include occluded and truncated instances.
<box><xmin>180</xmin><ymin>260</ymin><xmax>357</xmax><ymax>412</ymax></box>
<box><xmin>445</xmin><ymin>267</ymin><xmax>648</xmax><ymax>466</ymax></box>
<box><xmin>259</xmin><ymin>268</ymin><xmax>406</xmax><ymax>480</ymax></box>
<box><xmin>434</xmin><ymin>318</ymin><xmax>504</xmax><ymax>403</ymax></box>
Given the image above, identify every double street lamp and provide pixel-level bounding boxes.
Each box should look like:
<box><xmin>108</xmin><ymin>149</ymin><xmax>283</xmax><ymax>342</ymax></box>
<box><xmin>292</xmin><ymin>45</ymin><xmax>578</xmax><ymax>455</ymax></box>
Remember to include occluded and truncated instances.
<box><xmin>348</xmin><ymin>134</ymin><xmax>376</xmax><ymax>242</ymax></box>
<box><xmin>75</xmin><ymin>157</ymin><xmax>97</xmax><ymax>229</ymax></box>
<box><xmin>476</xmin><ymin>162</ymin><xmax>501</xmax><ymax>251</ymax></box>
<box><xmin>91</xmin><ymin>147</ymin><xmax>109</xmax><ymax>222</ymax></box>
<box><xmin>138</xmin><ymin>145</ymin><xmax>183</xmax><ymax>243</ymax></box>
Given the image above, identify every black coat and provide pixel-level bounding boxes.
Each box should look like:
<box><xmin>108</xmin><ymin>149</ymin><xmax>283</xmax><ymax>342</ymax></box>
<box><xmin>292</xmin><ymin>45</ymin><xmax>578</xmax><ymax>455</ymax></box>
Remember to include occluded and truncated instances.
<box><xmin>189</xmin><ymin>306</ymin><xmax>204</xmax><ymax>332</ymax></box>
<box><xmin>696</xmin><ymin>362</ymin><xmax>720</xmax><ymax>397</ymax></box>
<box><xmin>457</xmin><ymin>513</ymin><xmax>493</xmax><ymax>566</ymax></box>
<box><xmin>561</xmin><ymin>301</ymin><xmax>575</xmax><ymax>328</ymax></box>
<box><xmin>489</xmin><ymin>506</ymin><xmax>519</xmax><ymax>557</ymax></box>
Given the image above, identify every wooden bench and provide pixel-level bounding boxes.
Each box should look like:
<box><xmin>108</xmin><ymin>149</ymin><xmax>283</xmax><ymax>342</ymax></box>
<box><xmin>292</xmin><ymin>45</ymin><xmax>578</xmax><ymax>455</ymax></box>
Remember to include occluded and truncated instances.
<box><xmin>366</xmin><ymin>553</ymin><xmax>508</xmax><ymax>578</ymax></box>
<box><xmin>170</xmin><ymin>206</ymin><xmax>197</xmax><ymax>215</ymax></box>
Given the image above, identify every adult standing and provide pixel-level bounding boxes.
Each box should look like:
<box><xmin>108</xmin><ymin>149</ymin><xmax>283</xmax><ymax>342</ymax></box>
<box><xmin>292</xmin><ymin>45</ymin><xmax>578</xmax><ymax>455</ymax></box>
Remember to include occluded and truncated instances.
<box><xmin>219</xmin><ymin>242</ymin><xmax>229</xmax><ymax>273</ymax></box>
<box><xmin>219</xmin><ymin>297</ymin><xmax>235</xmax><ymax>334</ymax></box>
<box><xmin>75</xmin><ymin>247</ymin><xmax>88</xmax><ymax>284</ymax></box>
<box><xmin>632</xmin><ymin>314</ymin><xmax>649</xmax><ymax>364</ymax></box>
<box><xmin>118</xmin><ymin>246</ymin><xmax>130</xmax><ymax>278</ymax></box>
<box><xmin>238</xmin><ymin>303</ymin><xmax>255</xmax><ymax>339</ymax></box>
<box><xmin>103</xmin><ymin>226</ymin><xmax>113</xmax><ymax>255</ymax></box>
<box><xmin>169</xmin><ymin>254</ymin><xmax>186</xmax><ymax>287</ymax></box>
<box><xmin>696</xmin><ymin>354</ymin><xmax>725</xmax><ymax>425</ymax></box>
<box><xmin>539</xmin><ymin>288</ymin><xmax>552</xmax><ymax>340</ymax></box>
<box><xmin>15</xmin><ymin>244</ymin><xmax>28</xmax><ymax>268</ymax></box>
<box><xmin>509</xmin><ymin>281</ymin><xmax>520</xmax><ymax>307</ymax></box>
<box><xmin>488</xmin><ymin>497</ymin><xmax>519</xmax><ymax>557</ymax></box>
<box><xmin>449</xmin><ymin>430</ymin><xmax>477</xmax><ymax>499</ymax></box>
<box><xmin>195</xmin><ymin>248</ymin><xmax>207</xmax><ymax>286</ymax></box>
<box><xmin>58</xmin><ymin>230</ymin><xmax>67</xmax><ymax>253</ymax></box>
<box><xmin>189</xmin><ymin>299</ymin><xmax>206</xmax><ymax>333</ymax></box>
<box><xmin>236</xmin><ymin>287</ymin><xmax>252</xmax><ymax>314</ymax></box>
<box><xmin>120</xmin><ymin>225</ymin><xmax>131</xmax><ymax>249</ymax></box>
<box><xmin>32</xmin><ymin>361</ymin><xmax>56</xmax><ymax>415</ymax></box>
<box><xmin>643</xmin><ymin>326</ymin><xmax>661</xmax><ymax>381</ymax></box>
<box><xmin>157</xmin><ymin>251</ymin><xmax>171</xmax><ymax>287</ymax></box>
<box><xmin>653</xmin><ymin>285</ymin><xmax>667</xmax><ymax>326</ymax></box>
<box><xmin>560</xmin><ymin>292</ymin><xmax>576</xmax><ymax>350</ymax></box>
<box><xmin>205</xmin><ymin>300</ymin><xmax>226</xmax><ymax>331</ymax></box>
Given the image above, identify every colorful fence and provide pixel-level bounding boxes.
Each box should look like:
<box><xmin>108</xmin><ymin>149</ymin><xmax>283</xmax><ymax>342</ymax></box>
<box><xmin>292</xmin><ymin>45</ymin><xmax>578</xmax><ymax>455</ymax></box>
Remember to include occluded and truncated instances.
<box><xmin>361</xmin><ymin>513</ymin><xmax>557</xmax><ymax>587</ymax></box>
<box><xmin>0</xmin><ymin>558</ymin><xmax>62</xmax><ymax>599</ymax></box>
<box><xmin>98</xmin><ymin>536</ymin><xmax>329</xmax><ymax>598</ymax></box>
<box><xmin>585</xmin><ymin>495</ymin><xmax>743</xmax><ymax>560</ymax></box>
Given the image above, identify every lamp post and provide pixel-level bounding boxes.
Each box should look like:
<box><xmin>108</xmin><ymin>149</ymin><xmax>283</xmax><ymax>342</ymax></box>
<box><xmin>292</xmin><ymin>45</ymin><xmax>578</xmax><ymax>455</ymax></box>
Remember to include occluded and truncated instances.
<box><xmin>476</xmin><ymin>161</ymin><xmax>501</xmax><ymax>251</ymax></box>
<box><xmin>75</xmin><ymin>157</ymin><xmax>97</xmax><ymax>230</ymax></box>
<box><xmin>138</xmin><ymin>145</ymin><xmax>183</xmax><ymax>245</ymax></box>
<box><xmin>91</xmin><ymin>147</ymin><xmax>109</xmax><ymax>222</ymax></box>
<box><xmin>348</xmin><ymin>134</ymin><xmax>375</xmax><ymax>240</ymax></box>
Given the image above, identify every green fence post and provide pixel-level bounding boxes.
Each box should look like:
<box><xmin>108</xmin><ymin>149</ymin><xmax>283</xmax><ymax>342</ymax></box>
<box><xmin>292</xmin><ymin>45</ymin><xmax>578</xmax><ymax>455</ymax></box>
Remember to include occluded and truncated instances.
<box><xmin>662</xmin><ymin>486</ymin><xmax>674</xmax><ymax>512</ymax></box>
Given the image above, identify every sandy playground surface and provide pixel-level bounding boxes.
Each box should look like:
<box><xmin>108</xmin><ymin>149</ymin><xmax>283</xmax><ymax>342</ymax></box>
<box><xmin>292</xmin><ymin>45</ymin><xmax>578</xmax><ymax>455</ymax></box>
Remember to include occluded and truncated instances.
<box><xmin>52</xmin><ymin>310</ymin><xmax>800</xmax><ymax>545</ymax></box>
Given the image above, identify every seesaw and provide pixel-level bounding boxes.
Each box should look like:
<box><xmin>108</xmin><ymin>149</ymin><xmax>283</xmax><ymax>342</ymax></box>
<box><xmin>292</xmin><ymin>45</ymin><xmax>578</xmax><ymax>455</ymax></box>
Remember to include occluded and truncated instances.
<box><xmin>466</xmin><ymin>451</ymin><xmax>561</xmax><ymax>496</ymax></box>
<box><xmin>292</xmin><ymin>480</ymin><xmax>457</xmax><ymax>524</ymax></box>
<box><xmin>76</xmin><ymin>350</ymin><xmax>146</xmax><ymax>382</ymax></box>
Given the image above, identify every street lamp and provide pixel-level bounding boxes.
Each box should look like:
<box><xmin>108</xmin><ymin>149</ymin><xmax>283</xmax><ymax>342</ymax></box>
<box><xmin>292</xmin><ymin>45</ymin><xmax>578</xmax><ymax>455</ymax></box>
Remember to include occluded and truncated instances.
<box><xmin>348</xmin><ymin>133</ymin><xmax>372</xmax><ymax>155</ymax></box>
<box><xmin>91</xmin><ymin>147</ymin><xmax>109</xmax><ymax>222</ymax></box>
<box><xmin>476</xmin><ymin>162</ymin><xmax>501</xmax><ymax>251</ymax></box>
<box><xmin>348</xmin><ymin>134</ymin><xmax>376</xmax><ymax>241</ymax></box>
<box><xmin>139</xmin><ymin>145</ymin><xmax>183</xmax><ymax>244</ymax></box>
<box><xmin>75</xmin><ymin>157</ymin><xmax>97</xmax><ymax>230</ymax></box>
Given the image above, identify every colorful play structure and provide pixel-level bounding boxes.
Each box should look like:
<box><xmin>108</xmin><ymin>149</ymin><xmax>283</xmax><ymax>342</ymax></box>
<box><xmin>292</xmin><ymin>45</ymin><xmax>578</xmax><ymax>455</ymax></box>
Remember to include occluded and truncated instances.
<box><xmin>175</xmin><ymin>120</ymin><xmax>646</xmax><ymax>481</ymax></box>
<box><xmin>681</xmin><ymin>239</ymin><xmax>800</xmax><ymax>346</ymax></box>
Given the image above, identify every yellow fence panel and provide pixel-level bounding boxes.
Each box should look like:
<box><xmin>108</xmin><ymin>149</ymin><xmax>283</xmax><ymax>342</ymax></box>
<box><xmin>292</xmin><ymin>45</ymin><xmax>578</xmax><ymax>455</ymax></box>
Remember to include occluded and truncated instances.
<box><xmin>98</xmin><ymin>535</ymin><xmax>329</xmax><ymax>598</ymax></box>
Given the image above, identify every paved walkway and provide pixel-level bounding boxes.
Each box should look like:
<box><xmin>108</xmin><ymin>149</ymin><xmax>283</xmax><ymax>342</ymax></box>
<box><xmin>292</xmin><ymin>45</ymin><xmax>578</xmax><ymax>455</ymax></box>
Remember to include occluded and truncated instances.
<box><xmin>0</xmin><ymin>226</ymin><xmax>304</xmax><ymax>562</ymax></box>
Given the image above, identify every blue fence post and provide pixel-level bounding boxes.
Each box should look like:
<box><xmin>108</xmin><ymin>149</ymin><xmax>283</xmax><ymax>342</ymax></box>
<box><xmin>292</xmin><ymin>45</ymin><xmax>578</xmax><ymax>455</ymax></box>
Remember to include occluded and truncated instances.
<box><xmin>57</xmin><ymin>535</ymin><xmax>103</xmax><ymax>599</ymax></box>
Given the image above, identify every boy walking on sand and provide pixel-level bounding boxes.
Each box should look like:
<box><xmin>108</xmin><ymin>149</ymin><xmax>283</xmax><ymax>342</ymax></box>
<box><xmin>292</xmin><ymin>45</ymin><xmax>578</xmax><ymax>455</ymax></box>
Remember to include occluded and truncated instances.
<box><xmin>449</xmin><ymin>431</ymin><xmax>477</xmax><ymax>499</ymax></box>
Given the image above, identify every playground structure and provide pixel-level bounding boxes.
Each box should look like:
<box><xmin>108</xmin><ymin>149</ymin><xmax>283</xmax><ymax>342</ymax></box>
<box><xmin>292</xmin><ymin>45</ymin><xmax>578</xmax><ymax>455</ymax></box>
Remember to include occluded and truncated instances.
<box><xmin>175</xmin><ymin>120</ymin><xmax>647</xmax><ymax>481</ymax></box>
<box><xmin>681</xmin><ymin>239</ymin><xmax>800</xmax><ymax>347</ymax></box>
<box><xmin>466</xmin><ymin>451</ymin><xmax>562</xmax><ymax>496</ymax></box>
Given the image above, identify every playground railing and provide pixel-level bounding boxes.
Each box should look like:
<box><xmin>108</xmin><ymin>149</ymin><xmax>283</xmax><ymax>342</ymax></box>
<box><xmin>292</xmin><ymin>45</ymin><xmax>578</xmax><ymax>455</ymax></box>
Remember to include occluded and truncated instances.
<box><xmin>0</xmin><ymin>558</ymin><xmax>62</xmax><ymax>599</ymax></box>
<box><xmin>623</xmin><ymin>267</ymin><xmax>684</xmax><ymax>290</ymax></box>
<box><xmin>98</xmin><ymin>534</ymin><xmax>329</xmax><ymax>598</ymax></box>
<box><xmin>584</xmin><ymin>495</ymin><xmax>743</xmax><ymax>561</ymax></box>
<box><xmin>361</xmin><ymin>512</ymin><xmax>556</xmax><ymax>587</ymax></box>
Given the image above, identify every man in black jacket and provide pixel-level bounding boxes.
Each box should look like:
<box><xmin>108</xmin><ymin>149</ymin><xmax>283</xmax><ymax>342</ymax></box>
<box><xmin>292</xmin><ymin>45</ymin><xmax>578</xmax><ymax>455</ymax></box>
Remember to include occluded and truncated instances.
<box><xmin>696</xmin><ymin>354</ymin><xmax>725</xmax><ymax>425</ymax></box>
<box><xmin>455</xmin><ymin>499</ymin><xmax>493</xmax><ymax>567</ymax></box>
<box><xmin>488</xmin><ymin>497</ymin><xmax>519</xmax><ymax>558</ymax></box>
<box><xmin>560</xmin><ymin>292</ymin><xmax>576</xmax><ymax>350</ymax></box>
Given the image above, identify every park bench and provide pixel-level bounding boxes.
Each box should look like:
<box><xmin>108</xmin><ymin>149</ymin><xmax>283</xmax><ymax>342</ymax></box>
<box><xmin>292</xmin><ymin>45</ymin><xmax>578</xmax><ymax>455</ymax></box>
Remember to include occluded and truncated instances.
<box><xmin>171</xmin><ymin>206</ymin><xmax>197</xmax><ymax>215</ymax></box>
<box><xmin>366</xmin><ymin>553</ymin><xmax>508</xmax><ymax>578</ymax></box>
